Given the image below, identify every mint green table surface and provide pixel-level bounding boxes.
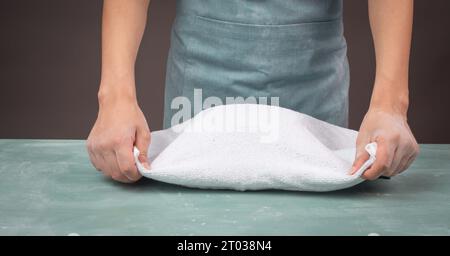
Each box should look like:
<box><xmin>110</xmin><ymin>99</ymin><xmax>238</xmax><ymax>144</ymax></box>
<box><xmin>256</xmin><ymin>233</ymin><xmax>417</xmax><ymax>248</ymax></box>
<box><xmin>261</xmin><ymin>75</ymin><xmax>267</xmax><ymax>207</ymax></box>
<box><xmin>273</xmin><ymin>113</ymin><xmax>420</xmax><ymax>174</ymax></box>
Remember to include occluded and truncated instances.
<box><xmin>0</xmin><ymin>139</ymin><xmax>449</xmax><ymax>236</ymax></box>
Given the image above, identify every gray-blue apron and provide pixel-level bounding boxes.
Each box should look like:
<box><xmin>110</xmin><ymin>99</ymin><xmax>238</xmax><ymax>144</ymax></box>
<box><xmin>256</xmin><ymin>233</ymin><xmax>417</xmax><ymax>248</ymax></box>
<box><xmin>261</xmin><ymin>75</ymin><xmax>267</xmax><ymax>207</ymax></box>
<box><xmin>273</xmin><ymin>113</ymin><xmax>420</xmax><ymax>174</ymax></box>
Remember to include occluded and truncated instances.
<box><xmin>163</xmin><ymin>0</ymin><xmax>349</xmax><ymax>128</ymax></box>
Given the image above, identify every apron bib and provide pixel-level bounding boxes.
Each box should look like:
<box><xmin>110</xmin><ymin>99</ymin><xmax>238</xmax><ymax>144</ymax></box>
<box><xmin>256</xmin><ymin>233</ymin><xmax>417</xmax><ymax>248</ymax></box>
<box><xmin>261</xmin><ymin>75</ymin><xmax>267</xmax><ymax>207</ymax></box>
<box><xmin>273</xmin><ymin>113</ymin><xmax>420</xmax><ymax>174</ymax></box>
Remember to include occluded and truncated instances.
<box><xmin>163</xmin><ymin>0</ymin><xmax>349</xmax><ymax>128</ymax></box>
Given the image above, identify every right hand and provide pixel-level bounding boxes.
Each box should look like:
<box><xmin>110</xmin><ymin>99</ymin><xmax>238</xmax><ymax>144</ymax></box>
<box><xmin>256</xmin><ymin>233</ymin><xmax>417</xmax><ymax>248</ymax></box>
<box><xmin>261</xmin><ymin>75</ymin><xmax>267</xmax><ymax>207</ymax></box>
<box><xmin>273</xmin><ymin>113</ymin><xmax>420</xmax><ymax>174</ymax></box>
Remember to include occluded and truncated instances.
<box><xmin>86</xmin><ymin>90</ymin><xmax>151</xmax><ymax>183</ymax></box>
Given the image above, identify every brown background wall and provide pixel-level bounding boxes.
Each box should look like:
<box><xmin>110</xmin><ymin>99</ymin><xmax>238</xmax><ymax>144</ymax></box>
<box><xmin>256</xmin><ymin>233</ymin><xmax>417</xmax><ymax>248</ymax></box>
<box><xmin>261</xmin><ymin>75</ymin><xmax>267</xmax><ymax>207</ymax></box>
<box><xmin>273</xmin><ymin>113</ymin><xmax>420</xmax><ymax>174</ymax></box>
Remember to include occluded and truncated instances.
<box><xmin>0</xmin><ymin>0</ymin><xmax>449</xmax><ymax>143</ymax></box>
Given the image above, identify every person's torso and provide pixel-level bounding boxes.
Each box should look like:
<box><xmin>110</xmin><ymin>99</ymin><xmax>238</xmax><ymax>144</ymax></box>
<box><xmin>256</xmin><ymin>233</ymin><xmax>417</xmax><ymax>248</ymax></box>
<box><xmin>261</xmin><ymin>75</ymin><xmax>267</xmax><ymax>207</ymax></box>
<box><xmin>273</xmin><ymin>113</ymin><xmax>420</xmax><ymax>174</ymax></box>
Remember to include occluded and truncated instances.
<box><xmin>163</xmin><ymin>0</ymin><xmax>349</xmax><ymax>128</ymax></box>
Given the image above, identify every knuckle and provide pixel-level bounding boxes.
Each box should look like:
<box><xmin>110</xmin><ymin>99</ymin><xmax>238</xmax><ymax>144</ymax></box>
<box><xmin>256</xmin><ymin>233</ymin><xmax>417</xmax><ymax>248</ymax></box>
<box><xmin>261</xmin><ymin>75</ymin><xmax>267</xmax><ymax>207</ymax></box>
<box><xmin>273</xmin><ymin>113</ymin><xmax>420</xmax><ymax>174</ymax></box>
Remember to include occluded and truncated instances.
<box><xmin>87</xmin><ymin>140</ymin><xmax>100</xmax><ymax>153</ymax></box>
<box><xmin>399</xmin><ymin>140</ymin><xmax>410</xmax><ymax>148</ymax></box>
<box><xmin>86</xmin><ymin>146</ymin><xmax>95</xmax><ymax>156</ymax></box>
<box><xmin>386</xmin><ymin>135</ymin><xmax>399</xmax><ymax>145</ymax></box>
<box><xmin>392</xmin><ymin>133</ymin><xmax>401</xmax><ymax>141</ymax></box>
<box><xmin>112</xmin><ymin>136</ymin><xmax>133</xmax><ymax>148</ymax></box>
<box><xmin>111</xmin><ymin>137</ymin><xmax>123</xmax><ymax>147</ymax></box>
<box><xmin>96</xmin><ymin>140</ymin><xmax>110</xmax><ymax>151</ymax></box>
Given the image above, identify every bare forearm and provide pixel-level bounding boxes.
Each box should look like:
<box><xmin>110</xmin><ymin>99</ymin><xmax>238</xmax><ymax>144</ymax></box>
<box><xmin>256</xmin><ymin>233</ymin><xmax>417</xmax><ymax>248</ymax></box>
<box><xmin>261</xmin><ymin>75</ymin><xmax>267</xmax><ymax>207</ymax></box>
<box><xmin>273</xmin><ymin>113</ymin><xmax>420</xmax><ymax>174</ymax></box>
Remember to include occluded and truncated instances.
<box><xmin>352</xmin><ymin>0</ymin><xmax>418</xmax><ymax>179</ymax></box>
<box><xmin>99</xmin><ymin>0</ymin><xmax>150</xmax><ymax>100</ymax></box>
<box><xmin>368</xmin><ymin>0</ymin><xmax>413</xmax><ymax>115</ymax></box>
<box><xmin>87</xmin><ymin>1</ymin><xmax>152</xmax><ymax>183</ymax></box>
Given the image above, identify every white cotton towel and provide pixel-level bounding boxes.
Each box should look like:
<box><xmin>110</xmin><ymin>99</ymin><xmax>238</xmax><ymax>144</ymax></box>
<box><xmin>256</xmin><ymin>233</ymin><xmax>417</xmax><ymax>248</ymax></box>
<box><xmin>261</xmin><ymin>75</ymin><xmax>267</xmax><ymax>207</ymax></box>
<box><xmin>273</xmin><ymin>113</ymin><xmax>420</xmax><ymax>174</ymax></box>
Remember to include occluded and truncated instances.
<box><xmin>134</xmin><ymin>104</ymin><xmax>377</xmax><ymax>192</ymax></box>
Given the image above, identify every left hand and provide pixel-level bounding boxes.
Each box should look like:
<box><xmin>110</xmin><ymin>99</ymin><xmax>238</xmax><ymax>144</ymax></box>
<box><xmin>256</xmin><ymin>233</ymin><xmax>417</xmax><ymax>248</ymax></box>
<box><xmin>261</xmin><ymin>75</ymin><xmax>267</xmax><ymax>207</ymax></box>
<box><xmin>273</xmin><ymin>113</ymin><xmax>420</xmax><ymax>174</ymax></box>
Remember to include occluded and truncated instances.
<box><xmin>350</xmin><ymin>107</ymin><xmax>420</xmax><ymax>180</ymax></box>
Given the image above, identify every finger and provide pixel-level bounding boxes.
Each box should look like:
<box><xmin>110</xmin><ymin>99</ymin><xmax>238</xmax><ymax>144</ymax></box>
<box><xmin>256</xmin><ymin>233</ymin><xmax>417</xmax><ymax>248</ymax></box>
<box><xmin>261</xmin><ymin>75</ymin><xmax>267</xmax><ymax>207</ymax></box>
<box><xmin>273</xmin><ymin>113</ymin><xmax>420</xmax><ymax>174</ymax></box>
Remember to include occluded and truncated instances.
<box><xmin>86</xmin><ymin>141</ymin><xmax>102</xmax><ymax>171</ymax></box>
<box><xmin>394</xmin><ymin>141</ymin><xmax>419</xmax><ymax>174</ymax></box>
<box><xmin>89</xmin><ymin>140</ymin><xmax>114</xmax><ymax>175</ymax></box>
<box><xmin>115</xmin><ymin>145</ymin><xmax>141</xmax><ymax>182</ymax></box>
<box><xmin>349</xmin><ymin>148</ymin><xmax>370</xmax><ymax>175</ymax></box>
<box><xmin>87</xmin><ymin>149</ymin><xmax>101</xmax><ymax>172</ymax></box>
<box><xmin>94</xmin><ymin>156</ymin><xmax>109</xmax><ymax>175</ymax></box>
<box><xmin>390</xmin><ymin>142</ymin><xmax>417</xmax><ymax>176</ymax></box>
<box><xmin>135</xmin><ymin>126</ymin><xmax>151</xmax><ymax>169</ymax></box>
<box><xmin>400</xmin><ymin>143</ymin><xmax>420</xmax><ymax>173</ymax></box>
<box><xmin>361</xmin><ymin>138</ymin><xmax>395</xmax><ymax>180</ymax></box>
<box><xmin>387</xmin><ymin>147</ymin><xmax>404</xmax><ymax>177</ymax></box>
<box><xmin>398</xmin><ymin>152</ymin><xmax>417</xmax><ymax>174</ymax></box>
<box><xmin>103</xmin><ymin>151</ymin><xmax>132</xmax><ymax>183</ymax></box>
<box><xmin>91</xmin><ymin>146</ymin><xmax>112</xmax><ymax>176</ymax></box>
<box><xmin>395</xmin><ymin>155</ymin><xmax>412</xmax><ymax>174</ymax></box>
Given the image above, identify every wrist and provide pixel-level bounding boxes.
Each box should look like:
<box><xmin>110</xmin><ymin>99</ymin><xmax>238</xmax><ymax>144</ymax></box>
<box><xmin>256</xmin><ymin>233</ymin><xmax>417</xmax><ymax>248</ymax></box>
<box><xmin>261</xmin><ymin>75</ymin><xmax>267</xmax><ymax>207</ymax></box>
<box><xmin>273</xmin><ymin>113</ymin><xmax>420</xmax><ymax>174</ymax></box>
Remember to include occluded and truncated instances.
<box><xmin>369</xmin><ymin>79</ymin><xmax>409</xmax><ymax>116</ymax></box>
<box><xmin>98</xmin><ymin>81</ymin><xmax>137</xmax><ymax>108</ymax></box>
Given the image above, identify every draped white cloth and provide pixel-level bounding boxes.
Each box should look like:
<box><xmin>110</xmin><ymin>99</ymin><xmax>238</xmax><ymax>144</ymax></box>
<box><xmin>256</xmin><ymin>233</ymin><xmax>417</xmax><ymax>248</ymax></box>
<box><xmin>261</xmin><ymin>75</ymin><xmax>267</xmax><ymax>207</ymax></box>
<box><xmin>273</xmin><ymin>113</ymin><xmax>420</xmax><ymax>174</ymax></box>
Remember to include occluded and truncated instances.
<box><xmin>135</xmin><ymin>104</ymin><xmax>376</xmax><ymax>192</ymax></box>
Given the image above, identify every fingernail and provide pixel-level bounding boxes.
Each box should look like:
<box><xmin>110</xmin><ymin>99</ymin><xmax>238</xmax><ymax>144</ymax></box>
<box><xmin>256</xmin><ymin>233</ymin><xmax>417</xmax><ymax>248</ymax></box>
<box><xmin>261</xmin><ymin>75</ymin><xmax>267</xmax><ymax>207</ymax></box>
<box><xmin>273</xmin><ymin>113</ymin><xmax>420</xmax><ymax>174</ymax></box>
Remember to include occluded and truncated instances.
<box><xmin>140</xmin><ymin>160</ymin><xmax>151</xmax><ymax>170</ymax></box>
<box><xmin>138</xmin><ymin>155</ymin><xmax>151</xmax><ymax>170</ymax></box>
<box><xmin>348</xmin><ymin>166</ymin><xmax>356</xmax><ymax>175</ymax></box>
<box><xmin>143</xmin><ymin>161</ymin><xmax>151</xmax><ymax>170</ymax></box>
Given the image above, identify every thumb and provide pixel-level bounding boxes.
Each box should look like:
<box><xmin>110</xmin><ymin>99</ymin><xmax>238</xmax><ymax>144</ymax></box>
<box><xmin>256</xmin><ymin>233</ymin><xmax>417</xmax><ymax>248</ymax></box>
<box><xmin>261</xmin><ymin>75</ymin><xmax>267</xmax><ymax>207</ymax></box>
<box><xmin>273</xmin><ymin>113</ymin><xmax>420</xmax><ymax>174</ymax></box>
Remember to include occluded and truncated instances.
<box><xmin>349</xmin><ymin>143</ymin><xmax>370</xmax><ymax>175</ymax></box>
<box><xmin>135</xmin><ymin>127</ymin><xmax>151</xmax><ymax>169</ymax></box>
